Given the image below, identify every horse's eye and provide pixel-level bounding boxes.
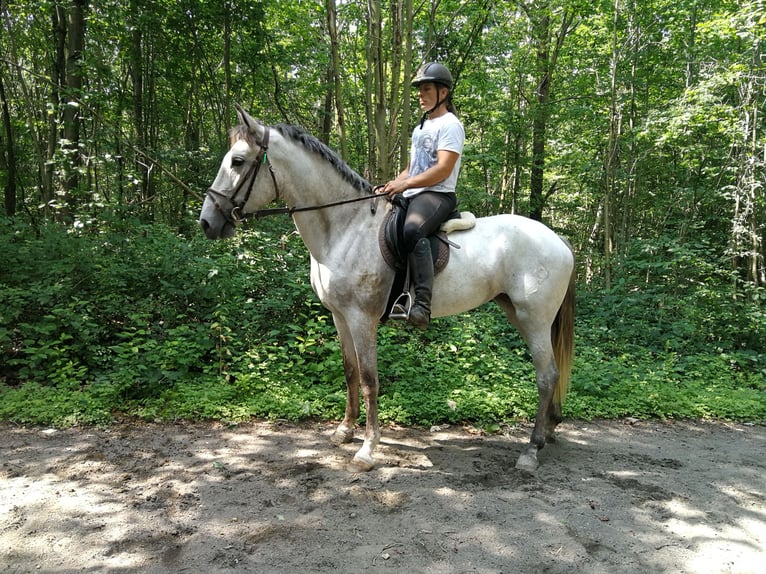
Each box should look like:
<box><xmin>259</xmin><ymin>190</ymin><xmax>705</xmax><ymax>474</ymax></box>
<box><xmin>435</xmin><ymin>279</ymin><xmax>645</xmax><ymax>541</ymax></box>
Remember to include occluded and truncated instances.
<box><xmin>231</xmin><ymin>156</ymin><xmax>245</xmax><ymax>167</ymax></box>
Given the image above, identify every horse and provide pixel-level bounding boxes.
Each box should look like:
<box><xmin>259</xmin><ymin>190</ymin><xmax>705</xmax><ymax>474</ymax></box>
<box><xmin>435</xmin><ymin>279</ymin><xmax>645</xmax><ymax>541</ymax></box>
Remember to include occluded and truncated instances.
<box><xmin>199</xmin><ymin>106</ymin><xmax>575</xmax><ymax>472</ymax></box>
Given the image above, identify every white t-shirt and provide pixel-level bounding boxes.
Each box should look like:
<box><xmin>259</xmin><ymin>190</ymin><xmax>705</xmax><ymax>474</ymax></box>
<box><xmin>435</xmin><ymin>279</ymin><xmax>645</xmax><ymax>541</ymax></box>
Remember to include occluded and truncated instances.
<box><xmin>404</xmin><ymin>112</ymin><xmax>464</xmax><ymax>198</ymax></box>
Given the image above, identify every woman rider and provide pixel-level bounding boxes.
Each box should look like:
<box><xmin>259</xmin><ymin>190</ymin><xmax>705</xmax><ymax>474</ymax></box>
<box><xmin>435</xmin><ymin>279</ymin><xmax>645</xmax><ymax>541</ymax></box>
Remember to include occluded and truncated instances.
<box><xmin>382</xmin><ymin>62</ymin><xmax>464</xmax><ymax>329</ymax></box>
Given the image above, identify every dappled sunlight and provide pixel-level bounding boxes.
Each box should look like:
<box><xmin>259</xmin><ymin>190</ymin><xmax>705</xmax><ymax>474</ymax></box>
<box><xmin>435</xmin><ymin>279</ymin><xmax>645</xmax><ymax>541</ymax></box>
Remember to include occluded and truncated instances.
<box><xmin>669</xmin><ymin>512</ymin><xmax>763</xmax><ymax>574</ymax></box>
<box><xmin>294</xmin><ymin>447</ymin><xmax>324</xmax><ymax>458</ymax></box>
<box><xmin>663</xmin><ymin>499</ymin><xmax>710</xmax><ymax>521</ymax></box>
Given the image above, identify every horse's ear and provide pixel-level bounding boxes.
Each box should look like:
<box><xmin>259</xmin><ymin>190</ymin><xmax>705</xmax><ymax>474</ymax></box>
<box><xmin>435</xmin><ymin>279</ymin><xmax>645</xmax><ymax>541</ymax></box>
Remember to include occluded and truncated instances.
<box><xmin>234</xmin><ymin>104</ymin><xmax>265</xmax><ymax>142</ymax></box>
<box><xmin>234</xmin><ymin>104</ymin><xmax>251</xmax><ymax>126</ymax></box>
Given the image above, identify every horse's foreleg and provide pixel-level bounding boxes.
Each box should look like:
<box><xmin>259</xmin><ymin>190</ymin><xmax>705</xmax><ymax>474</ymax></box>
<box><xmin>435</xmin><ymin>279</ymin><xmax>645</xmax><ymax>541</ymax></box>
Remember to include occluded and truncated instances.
<box><xmin>330</xmin><ymin>341</ymin><xmax>360</xmax><ymax>445</ymax></box>
<box><xmin>349</xmin><ymin>325</ymin><xmax>381</xmax><ymax>471</ymax></box>
<box><xmin>329</xmin><ymin>313</ymin><xmax>381</xmax><ymax>471</ymax></box>
<box><xmin>351</xmin><ymin>360</ymin><xmax>380</xmax><ymax>471</ymax></box>
<box><xmin>329</xmin><ymin>314</ymin><xmax>361</xmax><ymax>445</ymax></box>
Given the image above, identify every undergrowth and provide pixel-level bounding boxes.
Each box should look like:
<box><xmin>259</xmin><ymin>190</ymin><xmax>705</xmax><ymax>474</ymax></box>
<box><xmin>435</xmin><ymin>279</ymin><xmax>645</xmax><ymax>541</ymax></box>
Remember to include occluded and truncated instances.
<box><xmin>1</xmin><ymin>216</ymin><xmax>764</xmax><ymax>427</ymax></box>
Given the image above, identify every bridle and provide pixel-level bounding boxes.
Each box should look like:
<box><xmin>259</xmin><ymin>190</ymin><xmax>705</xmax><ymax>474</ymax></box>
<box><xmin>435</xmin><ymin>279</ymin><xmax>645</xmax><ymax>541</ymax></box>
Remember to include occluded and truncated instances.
<box><xmin>205</xmin><ymin>126</ymin><xmax>279</xmax><ymax>225</ymax></box>
<box><xmin>205</xmin><ymin>126</ymin><xmax>388</xmax><ymax>224</ymax></box>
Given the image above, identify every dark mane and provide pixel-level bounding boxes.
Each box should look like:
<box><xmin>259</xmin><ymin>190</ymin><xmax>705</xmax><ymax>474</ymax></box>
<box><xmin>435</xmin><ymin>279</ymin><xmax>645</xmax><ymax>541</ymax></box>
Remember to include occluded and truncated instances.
<box><xmin>272</xmin><ymin>124</ymin><xmax>372</xmax><ymax>194</ymax></box>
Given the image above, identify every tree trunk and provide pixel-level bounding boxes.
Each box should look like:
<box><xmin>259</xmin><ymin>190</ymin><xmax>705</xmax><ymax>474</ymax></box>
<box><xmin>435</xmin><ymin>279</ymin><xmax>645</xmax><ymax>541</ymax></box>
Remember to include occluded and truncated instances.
<box><xmin>603</xmin><ymin>0</ymin><xmax>620</xmax><ymax>290</ymax></box>
<box><xmin>47</xmin><ymin>2</ymin><xmax>67</xmax><ymax>215</ymax></box>
<box><xmin>372</xmin><ymin>1</ymin><xmax>388</xmax><ymax>180</ymax></box>
<box><xmin>326</xmin><ymin>0</ymin><xmax>347</xmax><ymax>158</ymax></box>
<box><xmin>129</xmin><ymin>5</ymin><xmax>151</xmax><ymax>207</ymax></box>
<box><xmin>398</xmin><ymin>0</ymin><xmax>413</xmax><ymax>173</ymax></box>
<box><xmin>730</xmin><ymin>73</ymin><xmax>764</xmax><ymax>287</ymax></box>
<box><xmin>509</xmin><ymin>70</ymin><xmax>527</xmax><ymax>216</ymax></box>
<box><xmin>62</xmin><ymin>0</ymin><xmax>86</xmax><ymax>212</ymax></box>
<box><xmin>523</xmin><ymin>1</ymin><xmax>575</xmax><ymax>221</ymax></box>
<box><xmin>529</xmin><ymin>38</ymin><xmax>548</xmax><ymax>223</ymax></box>
<box><xmin>386</xmin><ymin>0</ymin><xmax>403</xmax><ymax>173</ymax></box>
<box><xmin>618</xmin><ymin>9</ymin><xmax>639</xmax><ymax>258</ymax></box>
<box><xmin>685</xmin><ymin>2</ymin><xmax>697</xmax><ymax>89</ymax></box>
<box><xmin>365</xmin><ymin>0</ymin><xmax>380</xmax><ymax>179</ymax></box>
<box><xmin>0</xmin><ymin>9</ymin><xmax>48</xmax><ymax>209</ymax></box>
<box><xmin>0</xmin><ymin>68</ymin><xmax>17</xmax><ymax>216</ymax></box>
<box><xmin>223</xmin><ymin>1</ymin><xmax>232</xmax><ymax>130</ymax></box>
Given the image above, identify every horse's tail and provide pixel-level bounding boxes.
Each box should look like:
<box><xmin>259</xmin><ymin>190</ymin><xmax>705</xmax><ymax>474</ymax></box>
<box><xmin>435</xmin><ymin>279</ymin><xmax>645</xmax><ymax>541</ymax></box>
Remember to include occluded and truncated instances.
<box><xmin>552</xmin><ymin>245</ymin><xmax>575</xmax><ymax>408</ymax></box>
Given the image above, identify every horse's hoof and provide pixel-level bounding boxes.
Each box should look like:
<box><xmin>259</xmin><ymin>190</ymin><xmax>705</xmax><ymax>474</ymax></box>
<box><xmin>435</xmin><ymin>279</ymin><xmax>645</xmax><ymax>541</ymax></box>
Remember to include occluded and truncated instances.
<box><xmin>350</xmin><ymin>454</ymin><xmax>375</xmax><ymax>472</ymax></box>
<box><xmin>515</xmin><ymin>452</ymin><xmax>539</xmax><ymax>472</ymax></box>
<box><xmin>330</xmin><ymin>426</ymin><xmax>354</xmax><ymax>445</ymax></box>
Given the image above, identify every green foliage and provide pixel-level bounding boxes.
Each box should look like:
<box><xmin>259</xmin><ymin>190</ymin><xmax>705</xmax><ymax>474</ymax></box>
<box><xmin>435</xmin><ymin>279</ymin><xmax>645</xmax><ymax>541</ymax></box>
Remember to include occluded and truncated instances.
<box><xmin>3</xmin><ymin>0</ymin><xmax>764</xmax><ymax>429</ymax></box>
<box><xmin>571</xmin><ymin>232</ymin><xmax>766</xmax><ymax>421</ymax></box>
<box><xmin>1</xmin><ymin>218</ymin><xmax>763</xmax><ymax>428</ymax></box>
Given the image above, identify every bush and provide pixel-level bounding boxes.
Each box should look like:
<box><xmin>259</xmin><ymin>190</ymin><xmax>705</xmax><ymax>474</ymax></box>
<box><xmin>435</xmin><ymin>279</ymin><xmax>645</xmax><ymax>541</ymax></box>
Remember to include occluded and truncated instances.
<box><xmin>1</xmin><ymin>216</ymin><xmax>764</xmax><ymax>427</ymax></box>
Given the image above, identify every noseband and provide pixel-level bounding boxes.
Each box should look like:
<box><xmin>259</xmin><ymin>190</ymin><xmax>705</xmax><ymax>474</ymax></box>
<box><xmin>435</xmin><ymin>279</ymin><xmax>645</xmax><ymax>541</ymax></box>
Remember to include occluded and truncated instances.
<box><xmin>205</xmin><ymin>127</ymin><xmax>279</xmax><ymax>225</ymax></box>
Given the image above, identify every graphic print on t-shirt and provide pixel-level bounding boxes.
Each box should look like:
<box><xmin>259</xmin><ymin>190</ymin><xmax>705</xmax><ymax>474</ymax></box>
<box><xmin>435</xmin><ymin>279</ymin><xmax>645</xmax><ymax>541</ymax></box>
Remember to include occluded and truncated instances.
<box><xmin>410</xmin><ymin>133</ymin><xmax>436</xmax><ymax>177</ymax></box>
<box><xmin>403</xmin><ymin>112</ymin><xmax>463</xmax><ymax>198</ymax></box>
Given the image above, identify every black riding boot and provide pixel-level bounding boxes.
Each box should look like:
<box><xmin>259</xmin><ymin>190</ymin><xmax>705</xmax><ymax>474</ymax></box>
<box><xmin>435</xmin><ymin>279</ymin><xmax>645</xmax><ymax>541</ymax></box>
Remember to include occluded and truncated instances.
<box><xmin>407</xmin><ymin>237</ymin><xmax>434</xmax><ymax>330</ymax></box>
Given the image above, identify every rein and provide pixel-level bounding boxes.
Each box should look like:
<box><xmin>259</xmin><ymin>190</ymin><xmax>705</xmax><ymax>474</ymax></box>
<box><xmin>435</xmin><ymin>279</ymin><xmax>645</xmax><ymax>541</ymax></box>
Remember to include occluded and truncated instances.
<box><xmin>240</xmin><ymin>189</ymin><xmax>389</xmax><ymax>220</ymax></box>
<box><xmin>206</xmin><ymin>126</ymin><xmax>387</xmax><ymax>223</ymax></box>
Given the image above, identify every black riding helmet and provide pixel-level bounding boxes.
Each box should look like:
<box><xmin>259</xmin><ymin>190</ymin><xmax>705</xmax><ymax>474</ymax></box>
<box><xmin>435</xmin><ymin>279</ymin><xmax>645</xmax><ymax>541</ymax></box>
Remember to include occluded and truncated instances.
<box><xmin>412</xmin><ymin>62</ymin><xmax>454</xmax><ymax>128</ymax></box>
<box><xmin>412</xmin><ymin>62</ymin><xmax>453</xmax><ymax>90</ymax></box>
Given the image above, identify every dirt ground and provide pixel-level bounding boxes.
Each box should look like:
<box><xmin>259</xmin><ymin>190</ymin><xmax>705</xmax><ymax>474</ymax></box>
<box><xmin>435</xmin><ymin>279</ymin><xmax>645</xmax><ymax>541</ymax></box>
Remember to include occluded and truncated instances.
<box><xmin>1</xmin><ymin>418</ymin><xmax>764</xmax><ymax>574</ymax></box>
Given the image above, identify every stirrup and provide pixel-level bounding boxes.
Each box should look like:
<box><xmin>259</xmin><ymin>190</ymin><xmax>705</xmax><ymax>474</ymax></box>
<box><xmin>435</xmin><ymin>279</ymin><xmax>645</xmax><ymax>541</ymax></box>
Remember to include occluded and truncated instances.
<box><xmin>389</xmin><ymin>291</ymin><xmax>412</xmax><ymax>321</ymax></box>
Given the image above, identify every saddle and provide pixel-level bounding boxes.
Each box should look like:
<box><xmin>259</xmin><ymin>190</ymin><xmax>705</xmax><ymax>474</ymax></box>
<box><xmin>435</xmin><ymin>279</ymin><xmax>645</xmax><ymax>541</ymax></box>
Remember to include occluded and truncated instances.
<box><xmin>378</xmin><ymin>195</ymin><xmax>476</xmax><ymax>322</ymax></box>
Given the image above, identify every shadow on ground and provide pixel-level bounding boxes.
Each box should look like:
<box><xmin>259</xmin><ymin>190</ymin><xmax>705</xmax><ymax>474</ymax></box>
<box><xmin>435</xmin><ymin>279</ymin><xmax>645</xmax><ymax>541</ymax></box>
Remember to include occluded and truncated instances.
<box><xmin>1</xmin><ymin>419</ymin><xmax>764</xmax><ymax>573</ymax></box>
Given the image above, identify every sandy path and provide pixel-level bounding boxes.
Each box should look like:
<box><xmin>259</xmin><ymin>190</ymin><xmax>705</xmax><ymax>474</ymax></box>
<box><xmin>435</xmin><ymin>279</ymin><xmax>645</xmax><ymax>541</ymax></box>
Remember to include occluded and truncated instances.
<box><xmin>1</xmin><ymin>419</ymin><xmax>764</xmax><ymax>573</ymax></box>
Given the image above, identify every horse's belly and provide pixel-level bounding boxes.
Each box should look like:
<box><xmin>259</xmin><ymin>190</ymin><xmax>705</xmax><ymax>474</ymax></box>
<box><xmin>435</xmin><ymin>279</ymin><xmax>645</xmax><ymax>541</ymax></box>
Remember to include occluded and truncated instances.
<box><xmin>310</xmin><ymin>254</ymin><xmax>392</xmax><ymax>315</ymax></box>
<box><xmin>431</xmin><ymin>262</ymin><xmax>499</xmax><ymax>316</ymax></box>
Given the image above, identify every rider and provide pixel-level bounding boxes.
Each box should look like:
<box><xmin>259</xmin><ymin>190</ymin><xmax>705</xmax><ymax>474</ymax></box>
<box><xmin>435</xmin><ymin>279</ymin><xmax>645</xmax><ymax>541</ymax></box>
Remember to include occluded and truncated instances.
<box><xmin>383</xmin><ymin>62</ymin><xmax>464</xmax><ymax>329</ymax></box>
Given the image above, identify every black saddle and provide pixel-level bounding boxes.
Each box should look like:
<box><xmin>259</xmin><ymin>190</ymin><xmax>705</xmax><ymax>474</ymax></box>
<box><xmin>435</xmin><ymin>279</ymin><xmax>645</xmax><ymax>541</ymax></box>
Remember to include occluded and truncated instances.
<box><xmin>378</xmin><ymin>195</ymin><xmax>458</xmax><ymax>322</ymax></box>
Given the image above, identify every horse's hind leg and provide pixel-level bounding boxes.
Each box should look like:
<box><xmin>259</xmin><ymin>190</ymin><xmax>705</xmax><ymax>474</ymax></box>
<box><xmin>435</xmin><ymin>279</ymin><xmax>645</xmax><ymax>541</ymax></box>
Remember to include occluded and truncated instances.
<box><xmin>495</xmin><ymin>296</ymin><xmax>559</xmax><ymax>472</ymax></box>
<box><xmin>516</xmin><ymin>350</ymin><xmax>560</xmax><ymax>472</ymax></box>
<box><xmin>546</xmin><ymin>395</ymin><xmax>564</xmax><ymax>443</ymax></box>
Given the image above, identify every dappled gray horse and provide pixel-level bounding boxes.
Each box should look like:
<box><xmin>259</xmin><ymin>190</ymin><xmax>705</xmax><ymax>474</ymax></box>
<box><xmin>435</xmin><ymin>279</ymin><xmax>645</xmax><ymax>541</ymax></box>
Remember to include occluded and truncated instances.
<box><xmin>199</xmin><ymin>107</ymin><xmax>575</xmax><ymax>472</ymax></box>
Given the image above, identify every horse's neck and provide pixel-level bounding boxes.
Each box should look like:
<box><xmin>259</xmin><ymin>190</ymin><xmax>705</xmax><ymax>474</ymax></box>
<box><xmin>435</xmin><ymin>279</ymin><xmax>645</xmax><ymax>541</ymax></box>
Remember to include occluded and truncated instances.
<box><xmin>275</xmin><ymin>145</ymin><xmax>373</xmax><ymax>260</ymax></box>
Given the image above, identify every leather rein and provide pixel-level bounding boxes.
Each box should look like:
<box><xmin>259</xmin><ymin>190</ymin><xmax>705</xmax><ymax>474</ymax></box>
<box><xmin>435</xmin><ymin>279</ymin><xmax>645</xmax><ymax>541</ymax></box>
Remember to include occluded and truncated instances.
<box><xmin>205</xmin><ymin>126</ymin><xmax>387</xmax><ymax>224</ymax></box>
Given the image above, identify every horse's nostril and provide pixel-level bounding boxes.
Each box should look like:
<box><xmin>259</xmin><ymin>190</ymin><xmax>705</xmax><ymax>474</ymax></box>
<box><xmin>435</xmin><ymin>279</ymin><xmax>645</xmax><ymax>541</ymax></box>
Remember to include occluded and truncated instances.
<box><xmin>200</xmin><ymin>219</ymin><xmax>210</xmax><ymax>232</ymax></box>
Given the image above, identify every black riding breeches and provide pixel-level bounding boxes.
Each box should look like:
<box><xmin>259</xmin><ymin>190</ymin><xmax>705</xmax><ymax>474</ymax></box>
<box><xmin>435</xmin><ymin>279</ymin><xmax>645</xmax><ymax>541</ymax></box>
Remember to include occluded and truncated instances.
<box><xmin>402</xmin><ymin>191</ymin><xmax>457</xmax><ymax>254</ymax></box>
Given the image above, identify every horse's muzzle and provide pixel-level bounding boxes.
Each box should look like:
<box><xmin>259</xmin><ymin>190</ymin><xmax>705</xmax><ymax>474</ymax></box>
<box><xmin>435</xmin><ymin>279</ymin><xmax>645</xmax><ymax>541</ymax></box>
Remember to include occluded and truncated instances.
<box><xmin>199</xmin><ymin>217</ymin><xmax>236</xmax><ymax>240</ymax></box>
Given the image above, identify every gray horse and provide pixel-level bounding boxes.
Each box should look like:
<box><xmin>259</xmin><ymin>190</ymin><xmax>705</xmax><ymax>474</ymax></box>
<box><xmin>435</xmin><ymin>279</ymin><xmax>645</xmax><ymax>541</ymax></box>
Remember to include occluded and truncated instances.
<box><xmin>200</xmin><ymin>107</ymin><xmax>575</xmax><ymax>472</ymax></box>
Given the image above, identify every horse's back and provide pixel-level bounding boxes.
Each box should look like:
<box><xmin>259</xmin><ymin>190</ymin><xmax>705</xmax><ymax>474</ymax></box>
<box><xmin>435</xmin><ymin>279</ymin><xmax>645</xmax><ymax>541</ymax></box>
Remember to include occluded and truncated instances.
<box><xmin>432</xmin><ymin>213</ymin><xmax>573</xmax><ymax>317</ymax></box>
<box><xmin>449</xmin><ymin>213</ymin><xmax>572</xmax><ymax>270</ymax></box>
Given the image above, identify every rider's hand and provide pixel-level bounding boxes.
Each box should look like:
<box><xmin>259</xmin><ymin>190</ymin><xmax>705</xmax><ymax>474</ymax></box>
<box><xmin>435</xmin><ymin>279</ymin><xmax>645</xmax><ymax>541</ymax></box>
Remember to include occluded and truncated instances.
<box><xmin>383</xmin><ymin>179</ymin><xmax>408</xmax><ymax>198</ymax></box>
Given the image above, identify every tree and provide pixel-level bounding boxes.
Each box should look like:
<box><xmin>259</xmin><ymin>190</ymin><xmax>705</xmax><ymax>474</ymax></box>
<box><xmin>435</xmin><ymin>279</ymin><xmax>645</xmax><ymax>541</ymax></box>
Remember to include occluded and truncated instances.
<box><xmin>324</xmin><ymin>0</ymin><xmax>347</xmax><ymax>155</ymax></box>
<box><xmin>0</xmin><ymin>0</ymin><xmax>762</xmax><ymax>295</ymax></box>
<box><xmin>520</xmin><ymin>0</ymin><xmax>577</xmax><ymax>221</ymax></box>
<box><xmin>0</xmin><ymin>63</ymin><xmax>16</xmax><ymax>215</ymax></box>
<box><xmin>720</xmin><ymin>2</ymin><xmax>765</xmax><ymax>286</ymax></box>
<box><xmin>61</xmin><ymin>0</ymin><xmax>86</xmax><ymax>209</ymax></box>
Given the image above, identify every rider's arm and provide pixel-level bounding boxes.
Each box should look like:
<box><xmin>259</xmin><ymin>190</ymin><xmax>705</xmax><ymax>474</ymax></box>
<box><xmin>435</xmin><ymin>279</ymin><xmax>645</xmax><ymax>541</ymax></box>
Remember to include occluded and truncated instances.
<box><xmin>383</xmin><ymin>150</ymin><xmax>459</xmax><ymax>196</ymax></box>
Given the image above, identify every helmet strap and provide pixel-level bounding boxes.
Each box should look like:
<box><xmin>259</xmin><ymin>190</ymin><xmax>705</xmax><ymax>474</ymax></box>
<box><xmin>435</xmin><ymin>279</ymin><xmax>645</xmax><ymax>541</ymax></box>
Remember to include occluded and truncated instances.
<box><xmin>419</xmin><ymin>90</ymin><xmax>449</xmax><ymax>129</ymax></box>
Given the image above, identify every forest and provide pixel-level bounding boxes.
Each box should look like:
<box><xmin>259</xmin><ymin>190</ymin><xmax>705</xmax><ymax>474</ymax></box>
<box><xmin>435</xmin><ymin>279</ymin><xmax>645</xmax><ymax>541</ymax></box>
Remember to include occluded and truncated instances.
<box><xmin>0</xmin><ymin>0</ymin><xmax>764</xmax><ymax>427</ymax></box>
